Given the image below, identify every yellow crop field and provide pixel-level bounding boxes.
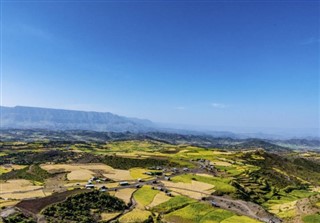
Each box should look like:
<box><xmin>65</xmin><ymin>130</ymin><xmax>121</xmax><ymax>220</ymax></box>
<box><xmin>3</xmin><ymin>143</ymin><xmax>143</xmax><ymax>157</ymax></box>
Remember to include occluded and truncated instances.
<box><xmin>41</xmin><ymin>163</ymin><xmax>115</xmax><ymax>181</ymax></box>
<box><xmin>1</xmin><ymin>190</ymin><xmax>49</xmax><ymax>200</ymax></box>
<box><xmin>269</xmin><ymin>200</ymin><xmax>297</xmax><ymax>215</ymax></box>
<box><xmin>103</xmin><ymin>169</ymin><xmax>133</xmax><ymax>181</ymax></box>
<box><xmin>67</xmin><ymin>169</ymin><xmax>95</xmax><ymax>181</ymax></box>
<box><xmin>0</xmin><ymin>200</ymin><xmax>19</xmax><ymax>208</ymax></box>
<box><xmin>195</xmin><ymin>173</ymin><xmax>215</xmax><ymax>178</ymax></box>
<box><xmin>311</xmin><ymin>186</ymin><xmax>320</xmax><ymax>192</ymax></box>
<box><xmin>211</xmin><ymin>161</ymin><xmax>232</xmax><ymax>166</ymax></box>
<box><xmin>114</xmin><ymin>188</ymin><xmax>137</xmax><ymax>204</ymax></box>
<box><xmin>221</xmin><ymin>215</ymin><xmax>261</xmax><ymax>223</ymax></box>
<box><xmin>0</xmin><ymin>165</ymin><xmax>27</xmax><ymax>175</ymax></box>
<box><xmin>148</xmin><ymin>192</ymin><xmax>172</xmax><ymax>207</ymax></box>
<box><xmin>133</xmin><ymin>185</ymin><xmax>160</xmax><ymax>208</ymax></box>
<box><xmin>130</xmin><ymin>167</ymin><xmax>153</xmax><ymax>179</ymax></box>
<box><xmin>101</xmin><ymin>212</ymin><xmax>121</xmax><ymax>221</ymax></box>
<box><xmin>0</xmin><ymin>179</ymin><xmax>43</xmax><ymax>193</ymax></box>
<box><xmin>162</xmin><ymin>180</ymin><xmax>213</xmax><ymax>199</ymax></box>
<box><xmin>41</xmin><ymin>163</ymin><xmax>113</xmax><ymax>173</ymax></box>
<box><xmin>167</xmin><ymin>187</ymin><xmax>207</xmax><ymax>200</ymax></box>
<box><xmin>212</xmin><ymin>151</ymin><xmax>233</xmax><ymax>155</ymax></box>
<box><xmin>119</xmin><ymin>209</ymin><xmax>151</xmax><ymax>223</ymax></box>
<box><xmin>106</xmin><ymin>182</ymin><xmax>120</xmax><ymax>188</ymax></box>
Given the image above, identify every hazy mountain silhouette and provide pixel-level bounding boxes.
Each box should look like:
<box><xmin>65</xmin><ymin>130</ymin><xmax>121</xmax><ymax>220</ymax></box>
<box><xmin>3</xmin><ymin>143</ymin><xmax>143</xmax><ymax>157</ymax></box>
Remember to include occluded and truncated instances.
<box><xmin>0</xmin><ymin>106</ymin><xmax>155</xmax><ymax>132</ymax></box>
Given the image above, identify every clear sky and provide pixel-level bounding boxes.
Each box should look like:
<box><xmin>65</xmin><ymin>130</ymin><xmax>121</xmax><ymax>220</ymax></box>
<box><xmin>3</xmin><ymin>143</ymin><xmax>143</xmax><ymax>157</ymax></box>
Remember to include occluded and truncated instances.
<box><xmin>1</xmin><ymin>1</ymin><xmax>319</xmax><ymax>134</ymax></box>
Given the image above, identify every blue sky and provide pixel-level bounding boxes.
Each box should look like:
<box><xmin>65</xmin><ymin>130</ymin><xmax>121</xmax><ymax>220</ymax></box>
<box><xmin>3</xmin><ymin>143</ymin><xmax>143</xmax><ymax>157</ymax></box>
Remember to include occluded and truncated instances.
<box><xmin>1</xmin><ymin>1</ymin><xmax>319</xmax><ymax>134</ymax></box>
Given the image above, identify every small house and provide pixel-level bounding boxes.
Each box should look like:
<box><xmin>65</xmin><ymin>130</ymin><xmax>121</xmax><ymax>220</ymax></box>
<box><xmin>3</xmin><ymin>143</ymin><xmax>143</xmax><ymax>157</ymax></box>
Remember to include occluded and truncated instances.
<box><xmin>100</xmin><ymin>186</ymin><xmax>107</xmax><ymax>191</ymax></box>
<box><xmin>85</xmin><ymin>184</ymin><xmax>95</xmax><ymax>189</ymax></box>
<box><xmin>211</xmin><ymin>201</ymin><xmax>220</xmax><ymax>207</ymax></box>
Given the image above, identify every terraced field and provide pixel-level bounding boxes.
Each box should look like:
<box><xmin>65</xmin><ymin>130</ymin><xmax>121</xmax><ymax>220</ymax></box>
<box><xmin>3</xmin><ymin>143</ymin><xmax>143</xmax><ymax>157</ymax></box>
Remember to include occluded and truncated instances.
<box><xmin>0</xmin><ymin>139</ymin><xmax>319</xmax><ymax>223</ymax></box>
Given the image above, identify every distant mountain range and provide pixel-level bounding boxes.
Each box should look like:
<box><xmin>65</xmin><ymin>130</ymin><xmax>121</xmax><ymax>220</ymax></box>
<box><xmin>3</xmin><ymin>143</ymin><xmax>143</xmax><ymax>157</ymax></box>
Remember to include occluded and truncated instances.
<box><xmin>1</xmin><ymin>106</ymin><xmax>319</xmax><ymax>144</ymax></box>
<box><xmin>0</xmin><ymin>106</ymin><xmax>155</xmax><ymax>132</ymax></box>
<box><xmin>0</xmin><ymin>106</ymin><xmax>241</xmax><ymax>137</ymax></box>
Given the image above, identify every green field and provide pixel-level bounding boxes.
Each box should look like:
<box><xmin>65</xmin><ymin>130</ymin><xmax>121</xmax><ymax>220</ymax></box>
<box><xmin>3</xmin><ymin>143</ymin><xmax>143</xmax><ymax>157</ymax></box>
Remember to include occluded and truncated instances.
<box><xmin>133</xmin><ymin>185</ymin><xmax>160</xmax><ymax>206</ymax></box>
<box><xmin>302</xmin><ymin>214</ymin><xmax>320</xmax><ymax>223</ymax></box>
<box><xmin>152</xmin><ymin>195</ymin><xmax>195</xmax><ymax>213</ymax></box>
<box><xmin>163</xmin><ymin>202</ymin><xmax>262</xmax><ymax>223</ymax></box>
<box><xmin>199</xmin><ymin>209</ymin><xmax>234</xmax><ymax>223</ymax></box>
<box><xmin>164</xmin><ymin>203</ymin><xmax>218</xmax><ymax>223</ymax></box>
<box><xmin>220</xmin><ymin>215</ymin><xmax>261</xmax><ymax>223</ymax></box>
<box><xmin>119</xmin><ymin>209</ymin><xmax>152</xmax><ymax>223</ymax></box>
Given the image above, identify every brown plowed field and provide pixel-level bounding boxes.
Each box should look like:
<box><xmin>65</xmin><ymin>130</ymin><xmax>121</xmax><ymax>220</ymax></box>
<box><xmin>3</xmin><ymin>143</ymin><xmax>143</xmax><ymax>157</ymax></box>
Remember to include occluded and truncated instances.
<box><xmin>16</xmin><ymin>189</ymin><xmax>86</xmax><ymax>214</ymax></box>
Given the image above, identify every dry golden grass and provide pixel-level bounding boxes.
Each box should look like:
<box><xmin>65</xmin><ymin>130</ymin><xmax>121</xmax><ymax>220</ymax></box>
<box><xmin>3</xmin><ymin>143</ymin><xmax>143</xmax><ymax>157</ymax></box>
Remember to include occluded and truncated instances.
<box><xmin>67</xmin><ymin>169</ymin><xmax>95</xmax><ymax>181</ymax></box>
<box><xmin>114</xmin><ymin>188</ymin><xmax>136</xmax><ymax>204</ymax></box>
<box><xmin>63</xmin><ymin>182</ymin><xmax>86</xmax><ymax>187</ymax></box>
<box><xmin>103</xmin><ymin>169</ymin><xmax>133</xmax><ymax>181</ymax></box>
<box><xmin>0</xmin><ymin>165</ymin><xmax>27</xmax><ymax>175</ymax></box>
<box><xmin>166</xmin><ymin>188</ymin><xmax>208</xmax><ymax>200</ymax></box>
<box><xmin>0</xmin><ymin>164</ymin><xmax>27</xmax><ymax>170</ymax></box>
<box><xmin>1</xmin><ymin>190</ymin><xmax>50</xmax><ymax>200</ymax></box>
<box><xmin>148</xmin><ymin>192</ymin><xmax>172</xmax><ymax>207</ymax></box>
<box><xmin>195</xmin><ymin>173</ymin><xmax>215</xmax><ymax>178</ymax></box>
<box><xmin>311</xmin><ymin>186</ymin><xmax>320</xmax><ymax>192</ymax></box>
<box><xmin>114</xmin><ymin>153</ymin><xmax>140</xmax><ymax>158</ymax></box>
<box><xmin>41</xmin><ymin>163</ymin><xmax>113</xmax><ymax>173</ymax></box>
<box><xmin>0</xmin><ymin>179</ymin><xmax>42</xmax><ymax>193</ymax></box>
<box><xmin>101</xmin><ymin>212</ymin><xmax>121</xmax><ymax>221</ymax></box>
<box><xmin>162</xmin><ymin>180</ymin><xmax>213</xmax><ymax>200</ymax></box>
<box><xmin>178</xmin><ymin>149</ymin><xmax>190</xmax><ymax>153</ymax></box>
<box><xmin>41</xmin><ymin>163</ymin><xmax>114</xmax><ymax>181</ymax></box>
<box><xmin>0</xmin><ymin>200</ymin><xmax>19</xmax><ymax>208</ymax></box>
<box><xmin>119</xmin><ymin>209</ymin><xmax>151</xmax><ymax>223</ymax></box>
<box><xmin>106</xmin><ymin>182</ymin><xmax>120</xmax><ymax>188</ymax></box>
<box><xmin>211</xmin><ymin>161</ymin><xmax>232</xmax><ymax>166</ymax></box>
<box><xmin>212</xmin><ymin>151</ymin><xmax>233</xmax><ymax>155</ymax></box>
